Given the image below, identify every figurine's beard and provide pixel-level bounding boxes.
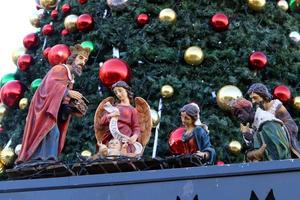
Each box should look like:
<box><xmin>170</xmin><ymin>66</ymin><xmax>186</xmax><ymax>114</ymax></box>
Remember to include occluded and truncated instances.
<box><xmin>72</xmin><ymin>64</ymin><xmax>82</xmax><ymax>77</ymax></box>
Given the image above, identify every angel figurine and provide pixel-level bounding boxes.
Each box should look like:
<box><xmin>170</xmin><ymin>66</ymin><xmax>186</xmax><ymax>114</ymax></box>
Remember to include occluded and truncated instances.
<box><xmin>94</xmin><ymin>81</ymin><xmax>152</xmax><ymax>157</ymax></box>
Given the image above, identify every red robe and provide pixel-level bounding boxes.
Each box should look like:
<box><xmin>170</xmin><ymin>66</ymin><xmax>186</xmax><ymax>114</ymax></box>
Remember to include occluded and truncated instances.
<box><xmin>17</xmin><ymin>65</ymin><xmax>73</xmax><ymax>162</ymax></box>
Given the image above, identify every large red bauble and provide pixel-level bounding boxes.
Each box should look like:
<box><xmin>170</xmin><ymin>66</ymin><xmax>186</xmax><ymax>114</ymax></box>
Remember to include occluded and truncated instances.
<box><xmin>42</xmin><ymin>24</ymin><xmax>54</xmax><ymax>35</ymax></box>
<box><xmin>168</xmin><ymin>127</ymin><xmax>185</xmax><ymax>155</ymax></box>
<box><xmin>61</xmin><ymin>4</ymin><xmax>71</xmax><ymax>13</ymax></box>
<box><xmin>51</xmin><ymin>10</ymin><xmax>58</xmax><ymax>19</ymax></box>
<box><xmin>17</xmin><ymin>54</ymin><xmax>33</xmax><ymax>72</ymax></box>
<box><xmin>47</xmin><ymin>44</ymin><xmax>71</xmax><ymax>66</ymax></box>
<box><xmin>23</xmin><ymin>33</ymin><xmax>39</xmax><ymax>49</ymax></box>
<box><xmin>99</xmin><ymin>58</ymin><xmax>132</xmax><ymax>88</ymax></box>
<box><xmin>61</xmin><ymin>29</ymin><xmax>70</xmax><ymax>36</ymax></box>
<box><xmin>249</xmin><ymin>51</ymin><xmax>268</xmax><ymax>70</ymax></box>
<box><xmin>43</xmin><ymin>47</ymin><xmax>51</xmax><ymax>59</ymax></box>
<box><xmin>273</xmin><ymin>85</ymin><xmax>291</xmax><ymax>102</ymax></box>
<box><xmin>76</xmin><ymin>14</ymin><xmax>94</xmax><ymax>31</ymax></box>
<box><xmin>136</xmin><ymin>13</ymin><xmax>150</xmax><ymax>27</ymax></box>
<box><xmin>210</xmin><ymin>13</ymin><xmax>229</xmax><ymax>31</ymax></box>
<box><xmin>1</xmin><ymin>80</ymin><xmax>24</xmax><ymax>108</ymax></box>
<box><xmin>78</xmin><ymin>0</ymin><xmax>88</xmax><ymax>4</ymax></box>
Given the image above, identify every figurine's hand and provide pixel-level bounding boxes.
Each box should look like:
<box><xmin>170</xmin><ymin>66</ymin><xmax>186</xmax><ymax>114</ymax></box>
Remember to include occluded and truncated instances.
<box><xmin>98</xmin><ymin>143</ymin><xmax>108</xmax><ymax>156</ymax></box>
<box><xmin>128</xmin><ymin>134</ymin><xmax>138</xmax><ymax>144</ymax></box>
<box><xmin>68</xmin><ymin>90</ymin><xmax>83</xmax><ymax>100</ymax></box>
<box><xmin>240</xmin><ymin>123</ymin><xmax>251</xmax><ymax>133</ymax></box>
<box><xmin>107</xmin><ymin>110</ymin><xmax>120</xmax><ymax>118</ymax></box>
<box><xmin>196</xmin><ymin>151</ymin><xmax>209</xmax><ymax>159</ymax></box>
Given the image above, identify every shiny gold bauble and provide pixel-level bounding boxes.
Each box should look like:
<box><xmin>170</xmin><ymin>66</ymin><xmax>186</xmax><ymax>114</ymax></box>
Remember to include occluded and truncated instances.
<box><xmin>277</xmin><ymin>0</ymin><xmax>289</xmax><ymax>11</ymax></box>
<box><xmin>29</xmin><ymin>13</ymin><xmax>41</xmax><ymax>28</ymax></box>
<box><xmin>11</xmin><ymin>47</ymin><xmax>26</xmax><ymax>65</ymax></box>
<box><xmin>40</xmin><ymin>0</ymin><xmax>57</xmax><ymax>10</ymax></box>
<box><xmin>184</xmin><ymin>46</ymin><xmax>204</xmax><ymax>66</ymax></box>
<box><xmin>293</xmin><ymin>96</ymin><xmax>300</xmax><ymax>109</ymax></box>
<box><xmin>64</xmin><ymin>14</ymin><xmax>78</xmax><ymax>32</ymax></box>
<box><xmin>19</xmin><ymin>98</ymin><xmax>29</xmax><ymax>110</ymax></box>
<box><xmin>228</xmin><ymin>140</ymin><xmax>242</xmax><ymax>155</ymax></box>
<box><xmin>247</xmin><ymin>0</ymin><xmax>266</xmax><ymax>11</ymax></box>
<box><xmin>0</xmin><ymin>148</ymin><xmax>16</xmax><ymax>167</ymax></box>
<box><xmin>0</xmin><ymin>162</ymin><xmax>5</xmax><ymax>175</ymax></box>
<box><xmin>150</xmin><ymin>109</ymin><xmax>160</xmax><ymax>128</ymax></box>
<box><xmin>217</xmin><ymin>85</ymin><xmax>243</xmax><ymax>111</ymax></box>
<box><xmin>81</xmin><ymin>150</ymin><xmax>92</xmax><ymax>158</ymax></box>
<box><xmin>159</xmin><ymin>8</ymin><xmax>177</xmax><ymax>23</ymax></box>
<box><xmin>14</xmin><ymin>144</ymin><xmax>22</xmax><ymax>156</ymax></box>
<box><xmin>161</xmin><ymin>85</ymin><xmax>174</xmax><ymax>98</ymax></box>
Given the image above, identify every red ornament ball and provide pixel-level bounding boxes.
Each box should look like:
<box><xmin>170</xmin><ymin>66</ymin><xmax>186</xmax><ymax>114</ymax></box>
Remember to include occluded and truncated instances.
<box><xmin>1</xmin><ymin>80</ymin><xmax>25</xmax><ymax>108</ymax></box>
<box><xmin>61</xmin><ymin>4</ymin><xmax>71</xmax><ymax>13</ymax></box>
<box><xmin>168</xmin><ymin>127</ymin><xmax>185</xmax><ymax>155</ymax></box>
<box><xmin>47</xmin><ymin>44</ymin><xmax>71</xmax><ymax>66</ymax></box>
<box><xmin>99</xmin><ymin>58</ymin><xmax>132</xmax><ymax>88</ymax></box>
<box><xmin>43</xmin><ymin>47</ymin><xmax>51</xmax><ymax>59</ymax></box>
<box><xmin>273</xmin><ymin>85</ymin><xmax>291</xmax><ymax>102</ymax></box>
<box><xmin>42</xmin><ymin>24</ymin><xmax>54</xmax><ymax>35</ymax></box>
<box><xmin>51</xmin><ymin>10</ymin><xmax>58</xmax><ymax>19</ymax></box>
<box><xmin>136</xmin><ymin>13</ymin><xmax>150</xmax><ymax>27</ymax></box>
<box><xmin>23</xmin><ymin>33</ymin><xmax>39</xmax><ymax>49</ymax></box>
<box><xmin>76</xmin><ymin>14</ymin><xmax>94</xmax><ymax>31</ymax></box>
<box><xmin>78</xmin><ymin>0</ymin><xmax>88</xmax><ymax>4</ymax></box>
<box><xmin>61</xmin><ymin>29</ymin><xmax>69</xmax><ymax>36</ymax></box>
<box><xmin>17</xmin><ymin>54</ymin><xmax>33</xmax><ymax>72</ymax></box>
<box><xmin>249</xmin><ymin>51</ymin><xmax>268</xmax><ymax>70</ymax></box>
<box><xmin>210</xmin><ymin>13</ymin><xmax>229</xmax><ymax>31</ymax></box>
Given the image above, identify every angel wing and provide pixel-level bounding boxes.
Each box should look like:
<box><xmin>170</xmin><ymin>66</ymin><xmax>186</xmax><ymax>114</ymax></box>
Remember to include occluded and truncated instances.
<box><xmin>135</xmin><ymin>97</ymin><xmax>152</xmax><ymax>147</ymax></box>
<box><xmin>94</xmin><ymin>97</ymin><xmax>114</xmax><ymax>144</ymax></box>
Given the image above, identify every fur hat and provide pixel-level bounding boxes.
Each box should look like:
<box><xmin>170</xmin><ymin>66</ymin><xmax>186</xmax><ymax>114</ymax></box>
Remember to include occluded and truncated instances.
<box><xmin>70</xmin><ymin>44</ymin><xmax>91</xmax><ymax>58</ymax></box>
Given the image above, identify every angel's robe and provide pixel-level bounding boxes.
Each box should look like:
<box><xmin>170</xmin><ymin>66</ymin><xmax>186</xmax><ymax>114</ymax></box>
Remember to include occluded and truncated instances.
<box><xmin>100</xmin><ymin>104</ymin><xmax>141</xmax><ymax>152</ymax></box>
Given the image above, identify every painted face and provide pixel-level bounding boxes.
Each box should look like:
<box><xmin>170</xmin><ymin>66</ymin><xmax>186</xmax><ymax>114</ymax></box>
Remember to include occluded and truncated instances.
<box><xmin>108</xmin><ymin>139</ymin><xmax>121</xmax><ymax>150</ymax></box>
<box><xmin>249</xmin><ymin>92</ymin><xmax>264</xmax><ymax>107</ymax></box>
<box><xmin>180</xmin><ymin>112</ymin><xmax>194</xmax><ymax>127</ymax></box>
<box><xmin>113</xmin><ymin>87</ymin><xmax>128</xmax><ymax>101</ymax></box>
<box><xmin>72</xmin><ymin>54</ymin><xmax>88</xmax><ymax>76</ymax></box>
<box><xmin>234</xmin><ymin>108</ymin><xmax>253</xmax><ymax>125</ymax></box>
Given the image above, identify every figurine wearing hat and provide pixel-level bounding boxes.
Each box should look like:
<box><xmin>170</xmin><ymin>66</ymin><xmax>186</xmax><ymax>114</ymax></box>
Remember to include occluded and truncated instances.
<box><xmin>17</xmin><ymin>44</ymin><xmax>91</xmax><ymax>164</ymax></box>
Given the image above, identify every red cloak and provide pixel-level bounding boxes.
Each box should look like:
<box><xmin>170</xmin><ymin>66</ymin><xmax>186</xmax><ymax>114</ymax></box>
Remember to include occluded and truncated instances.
<box><xmin>17</xmin><ymin>64</ymin><xmax>73</xmax><ymax>162</ymax></box>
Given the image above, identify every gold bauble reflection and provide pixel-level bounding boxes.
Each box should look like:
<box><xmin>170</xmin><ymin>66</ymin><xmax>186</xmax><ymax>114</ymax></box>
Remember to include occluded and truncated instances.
<box><xmin>247</xmin><ymin>0</ymin><xmax>266</xmax><ymax>11</ymax></box>
<box><xmin>0</xmin><ymin>162</ymin><xmax>5</xmax><ymax>175</ymax></box>
<box><xmin>40</xmin><ymin>0</ymin><xmax>57</xmax><ymax>10</ymax></box>
<box><xmin>217</xmin><ymin>85</ymin><xmax>243</xmax><ymax>111</ymax></box>
<box><xmin>29</xmin><ymin>13</ymin><xmax>41</xmax><ymax>28</ymax></box>
<box><xmin>150</xmin><ymin>109</ymin><xmax>160</xmax><ymax>128</ymax></box>
<box><xmin>228</xmin><ymin>140</ymin><xmax>242</xmax><ymax>155</ymax></box>
<box><xmin>161</xmin><ymin>85</ymin><xmax>174</xmax><ymax>98</ymax></box>
<box><xmin>0</xmin><ymin>148</ymin><xmax>16</xmax><ymax>167</ymax></box>
<box><xmin>159</xmin><ymin>8</ymin><xmax>176</xmax><ymax>23</ymax></box>
<box><xmin>81</xmin><ymin>150</ymin><xmax>92</xmax><ymax>158</ymax></box>
<box><xmin>293</xmin><ymin>96</ymin><xmax>300</xmax><ymax>109</ymax></box>
<box><xmin>64</xmin><ymin>15</ymin><xmax>78</xmax><ymax>32</ymax></box>
<box><xmin>19</xmin><ymin>98</ymin><xmax>29</xmax><ymax>110</ymax></box>
<box><xmin>11</xmin><ymin>47</ymin><xmax>26</xmax><ymax>65</ymax></box>
<box><xmin>14</xmin><ymin>144</ymin><xmax>22</xmax><ymax>156</ymax></box>
<box><xmin>277</xmin><ymin>0</ymin><xmax>289</xmax><ymax>11</ymax></box>
<box><xmin>184</xmin><ymin>46</ymin><xmax>204</xmax><ymax>66</ymax></box>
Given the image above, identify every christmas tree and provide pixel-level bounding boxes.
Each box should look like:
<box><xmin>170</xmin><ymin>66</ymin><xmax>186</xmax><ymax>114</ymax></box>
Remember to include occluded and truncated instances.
<box><xmin>1</xmin><ymin>0</ymin><xmax>300</xmax><ymax>169</ymax></box>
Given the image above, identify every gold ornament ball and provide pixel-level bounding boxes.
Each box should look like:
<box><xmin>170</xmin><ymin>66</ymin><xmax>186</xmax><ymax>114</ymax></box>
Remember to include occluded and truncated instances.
<box><xmin>11</xmin><ymin>47</ymin><xmax>26</xmax><ymax>65</ymax></box>
<box><xmin>293</xmin><ymin>96</ymin><xmax>300</xmax><ymax>109</ymax></box>
<box><xmin>14</xmin><ymin>144</ymin><xmax>22</xmax><ymax>156</ymax></box>
<box><xmin>40</xmin><ymin>0</ymin><xmax>57</xmax><ymax>10</ymax></box>
<box><xmin>159</xmin><ymin>8</ymin><xmax>177</xmax><ymax>23</ymax></box>
<box><xmin>217</xmin><ymin>85</ymin><xmax>243</xmax><ymax>111</ymax></box>
<box><xmin>228</xmin><ymin>140</ymin><xmax>242</xmax><ymax>155</ymax></box>
<box><xmin>29</xmin><ymin>13</ymin><xmax>41</xmax><ymax>28</ymax></box>
<box><xmin>0</xmin><ymin>148</ymin><xmax>16</xmax><ymax>167</ymax></box>
<box><xmin>161</xmin><ymin>85</ymin><xmax>174</xmax><ymax>98</ymax></box>
<box><xmin>184</xmin><ymin>46</ymin><xmax>204</xmax><ymax>66</ymax></box>
<box><xmin>150</xmin><ymin>109</ymin><xmax>160</xmax><ymax>128</ymax></box>
<box><xmin>247</xmin><ymin>0</ymin><xmax>266</xmax><ymax>11</ymax></box>
<box><xmin>81</xmin><ymin>150</ymin><xmax>92</xmax><ymax>158</ymax></box>
<box><xmin>64</xmin><ymin>15</ymin><xmax>78</xmax><ymax>32</ymax></box>
<box><xmin>19</xmin><ymin>98</ymin><xmax>29</xmax><ymax>110</ymax></box>
<box><xmin>277</xmin><ymin>0</ymin><xmax>289</xmax><ymax>11</ymax></box>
